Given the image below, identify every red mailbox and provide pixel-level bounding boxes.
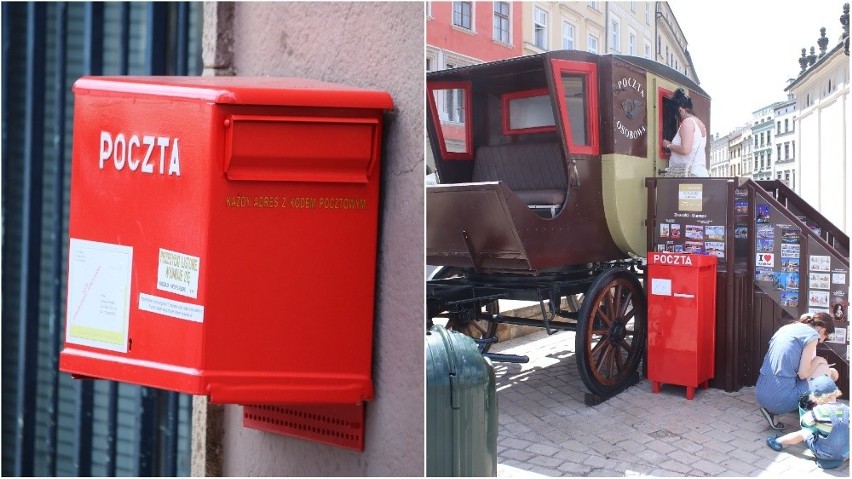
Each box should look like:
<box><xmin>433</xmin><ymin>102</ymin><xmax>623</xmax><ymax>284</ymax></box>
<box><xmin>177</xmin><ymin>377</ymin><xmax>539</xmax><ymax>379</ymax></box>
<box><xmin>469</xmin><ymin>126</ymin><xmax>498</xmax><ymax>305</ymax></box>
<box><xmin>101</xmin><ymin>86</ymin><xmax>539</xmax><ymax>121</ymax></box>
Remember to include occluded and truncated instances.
<box><xmin>59</xmin><ymin>76</ymin><xmax>392</xmax><ymax>414</ymax></box>
<box><xmin>647</xmin><ymin>252</ymin><xmax>717</xmax><ymax>399</ymax></box>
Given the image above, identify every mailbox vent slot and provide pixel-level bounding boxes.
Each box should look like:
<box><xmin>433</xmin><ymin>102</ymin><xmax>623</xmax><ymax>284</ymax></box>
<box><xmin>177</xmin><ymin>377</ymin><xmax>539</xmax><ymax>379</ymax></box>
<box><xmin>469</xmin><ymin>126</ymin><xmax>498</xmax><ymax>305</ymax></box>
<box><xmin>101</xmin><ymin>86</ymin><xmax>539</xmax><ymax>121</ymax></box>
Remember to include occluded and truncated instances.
<box><xmin>225</xmin><ymin>115</ymin><xmax>379</xmax><ymax>183</ymax></box>
<box><xmin>243</xmin><ymin>403</ymin><xmax>365</xmax><ymax>451</ymax></box>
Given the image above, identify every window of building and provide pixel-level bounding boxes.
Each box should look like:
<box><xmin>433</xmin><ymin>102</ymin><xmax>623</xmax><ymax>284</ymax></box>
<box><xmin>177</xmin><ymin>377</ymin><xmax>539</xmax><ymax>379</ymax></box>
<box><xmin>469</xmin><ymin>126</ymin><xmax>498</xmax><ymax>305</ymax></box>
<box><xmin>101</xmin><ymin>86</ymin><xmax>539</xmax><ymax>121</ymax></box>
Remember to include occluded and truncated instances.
<box><xmin>426</xmin><ymin>58</ymin><xmax>432</xmax><ymax>72</ymax></box>
<box><xmin>630</xmin><ymin>1</ymin><xmax>636</xmax><ymax>12</ymax></box>
<box><xmin>493</xmin><ymin>2</ymin><xmax>511</xmax><ymax>43</ymax></box>
<box><xmin>644</xmin><ymin>42</ymin><xmax>652</xmax><ymax>59</ymax></box>
<box><xmin>534</xmin><ymin>7</ymin><xmax>548</xmax><ymax>49</ymax></box>
<box><xmin>645</xmin><ymin>3</ymin><xmax>651</xmax><ymax>24</ymax></box>
<box><xmin>785</xmin><ymin>143</ymin><xmax>790</xmax><ymax>159</ymax></box>
<box><xmin>767</xmin><ymin>131</ymin><xmax>771</xmax><ymax>143</ymax></box>
<box><xmin>784</xmin><ymin>118</ymin><xmax>789</xmax><ymax>132</ymax></box>
<box><xmin>445</xmin><ymin>89</ymin><xmax>465</xmax><ymax>123</ymax></box>
<box><xmin>777</xmin><ymin>144</ymin><xmax>781</xmax><ymax>160</ymax></box>
<box><xmin>587</xmin><ymin>33</ymin><xmax>598</xmax><ymax>53</ymax></box>
<box><xmin>562</xmin><ymin>21</ymin><xmax>575</xmax><ymax>50</ymax></box>
<box><xmin>776</xmin><ymin>121</ymin><xmax>781</xmax><ymax>134</ymax></box>
<box><xmin>588</xmin><ymin>1</ymin><xmax>599</xmax><ymax>10</ymax></box>
<box><xmin>610</xmin><ymin>16</ymin><xmax>620</xmax><ymax>52</ymax></box>
<box><xmin>453</xmin><ymin>1</ymin><xmax>472</xmax><ymax>30</ymax></box>
<box><xmin>628</xmin><ymin>30</ymin><xmax>636</xmax><ymax>55</ymax></box>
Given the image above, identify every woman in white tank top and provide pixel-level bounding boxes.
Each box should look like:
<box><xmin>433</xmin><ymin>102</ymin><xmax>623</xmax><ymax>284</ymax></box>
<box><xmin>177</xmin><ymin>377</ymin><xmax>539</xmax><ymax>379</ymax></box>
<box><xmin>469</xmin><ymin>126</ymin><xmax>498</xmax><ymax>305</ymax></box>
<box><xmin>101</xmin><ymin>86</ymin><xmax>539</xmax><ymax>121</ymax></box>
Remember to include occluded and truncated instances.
<box><xmin>662</xmin><ymin>89</ymin><xmax>709</xmax><ymax>177</ymax></box>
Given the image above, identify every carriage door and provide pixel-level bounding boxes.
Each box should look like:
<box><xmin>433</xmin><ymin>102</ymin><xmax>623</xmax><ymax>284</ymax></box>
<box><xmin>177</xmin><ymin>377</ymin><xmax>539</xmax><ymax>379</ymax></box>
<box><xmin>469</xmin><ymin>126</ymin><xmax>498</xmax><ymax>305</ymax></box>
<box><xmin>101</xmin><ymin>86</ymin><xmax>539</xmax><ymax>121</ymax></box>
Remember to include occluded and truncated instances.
<box><xmin>549</xmin><ymin>60</ymin><xmax>599</xmax><ymax>157</ymax></box>
<box><xmin>651</xmin><ymin>76</ymin><xmax>681</xmax><ymax>173</ymax></box>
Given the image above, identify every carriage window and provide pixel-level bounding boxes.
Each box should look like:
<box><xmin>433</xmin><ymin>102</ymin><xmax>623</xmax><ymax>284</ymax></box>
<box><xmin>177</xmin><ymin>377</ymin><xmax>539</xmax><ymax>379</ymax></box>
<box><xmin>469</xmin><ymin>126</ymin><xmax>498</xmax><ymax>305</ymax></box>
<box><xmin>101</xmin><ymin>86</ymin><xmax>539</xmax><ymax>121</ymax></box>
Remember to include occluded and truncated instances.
<box><xmin>561</xmin><ymin>75</ymin><xmax>588</xmax><ymax>146</ymax></box>
<box><xmin>502</xmin><ymin>88</ymin><xmax>556</xmax><ymax>134</ymax></box>
<box><xmin>549</xmin><ymin>59</ymin><xmax>598</xmax><ymax>155</ymax></box>
<box><xmin>428</xmin><ymin>81</ymin><xmax>472</xmax><ymax>159</ymax></box>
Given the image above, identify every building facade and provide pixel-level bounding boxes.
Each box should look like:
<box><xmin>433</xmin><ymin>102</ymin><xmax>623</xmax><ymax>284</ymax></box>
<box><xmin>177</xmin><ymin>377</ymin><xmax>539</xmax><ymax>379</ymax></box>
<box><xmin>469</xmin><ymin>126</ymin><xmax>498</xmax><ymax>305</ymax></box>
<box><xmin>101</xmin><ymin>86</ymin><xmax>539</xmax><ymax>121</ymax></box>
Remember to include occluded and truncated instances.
<box><xmin>522</xmin><ymin>2</ymin><xmax>606</xmax><ymax>55</ymax></box>
<box><xmin>727</xmin><ymin>127</ymin><xmax>749</xmax><ymax>179</ymax></box>
<box><xmin>709</xmin><ymin>133</ymin><xmax>732</xmax><ymax>177</ymax></box>
<box><xmin>606</xmin><ymin>1</ymin><xmax>655</xmax><ymax>58</ymax></box>
<box><xmin>427</xmin><ymin>2</ymin><xmax>692</xmax><ymax>74</ymax></box>
<box><xmin>426</xmin><ymin>1</ymin><xmax>523</xmax><ymax>71</ymax></box>
<box><xmin>785</xmin><ymin>12</ymin><xmax>849</xmax><ymax>230</ymax></box>
<box><xmin>748</xmin><ymin>102</ymin><xmax>782</xmax><ymax>181</ymax></box>
<box><xmin>655</xmin><ymin>2</ymin><xmax>698</xmax><ymax>82</ymax></box>
<box><xmin>772</xmin><ymin>97</ymin><xmax>797</xmax><ymax>188</ymax></box>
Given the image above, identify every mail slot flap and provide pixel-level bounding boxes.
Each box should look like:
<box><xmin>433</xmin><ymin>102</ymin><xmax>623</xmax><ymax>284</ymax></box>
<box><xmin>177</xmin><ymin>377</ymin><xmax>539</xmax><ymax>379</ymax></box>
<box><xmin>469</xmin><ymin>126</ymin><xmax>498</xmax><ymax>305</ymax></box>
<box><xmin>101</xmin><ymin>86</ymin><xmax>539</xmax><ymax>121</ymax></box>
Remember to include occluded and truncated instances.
<box><xmin>225</xmin><ymin>115</ymin><xmax>379</xmax><ymax>182</ymax></box>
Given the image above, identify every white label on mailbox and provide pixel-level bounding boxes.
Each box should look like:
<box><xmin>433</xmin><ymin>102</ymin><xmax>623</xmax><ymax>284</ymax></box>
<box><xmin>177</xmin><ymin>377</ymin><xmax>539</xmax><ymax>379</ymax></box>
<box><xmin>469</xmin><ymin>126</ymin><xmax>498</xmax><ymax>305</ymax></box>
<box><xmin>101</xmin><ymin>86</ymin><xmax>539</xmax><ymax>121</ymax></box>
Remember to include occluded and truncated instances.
<box><xmin>157</xmin><ymin>248</ymin><xmax>200</xmax><ymax>298</ymax></box>
<box><xmin>650</xmin><ymin>278</ymin><xmax>672</xmax><ymax>296</ymax></box>
<box><xmin>139</xmin><ymin>293</ymin><xmax>204</xmax><ymax>323</ymax></box>
<box><xmin>66</xmin><ymin>238</ymin><xmax>133</xmax><ymax>353</ymax></box>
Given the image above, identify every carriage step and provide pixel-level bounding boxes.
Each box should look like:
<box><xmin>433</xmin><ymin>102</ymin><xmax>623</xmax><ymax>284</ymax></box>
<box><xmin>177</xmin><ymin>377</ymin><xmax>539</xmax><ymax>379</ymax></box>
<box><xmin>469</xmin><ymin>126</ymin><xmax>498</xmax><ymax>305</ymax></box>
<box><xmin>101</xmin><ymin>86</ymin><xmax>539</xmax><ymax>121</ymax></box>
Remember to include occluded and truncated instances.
<box><xmin>483</xmin><ymin>353</ymin><xmax>529</xmax><ymax>364</ymax></box>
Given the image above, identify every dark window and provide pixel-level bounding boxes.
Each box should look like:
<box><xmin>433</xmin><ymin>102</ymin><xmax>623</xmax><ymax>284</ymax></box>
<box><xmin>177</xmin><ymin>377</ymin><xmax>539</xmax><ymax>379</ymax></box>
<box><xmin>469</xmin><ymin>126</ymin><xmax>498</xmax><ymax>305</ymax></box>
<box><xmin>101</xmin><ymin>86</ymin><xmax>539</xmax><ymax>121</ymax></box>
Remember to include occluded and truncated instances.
<box><xmin>534</xmin><ymin>7</ymin><xmax>548</xmax><ymax>49</ymax></box>
<box><xmin>453</xmin><ymin>1</ymin><xmax>472</xmax><ymax>29</ymax></box>
<box><xmin>493</xmin><ymin>2</ymin><xmax>510</xmax><ymax>43</ymax></box>
<box><xmin>561</xmin><ymin>74</ymin><xmax>588</xmax><ymax>145</ymax></box>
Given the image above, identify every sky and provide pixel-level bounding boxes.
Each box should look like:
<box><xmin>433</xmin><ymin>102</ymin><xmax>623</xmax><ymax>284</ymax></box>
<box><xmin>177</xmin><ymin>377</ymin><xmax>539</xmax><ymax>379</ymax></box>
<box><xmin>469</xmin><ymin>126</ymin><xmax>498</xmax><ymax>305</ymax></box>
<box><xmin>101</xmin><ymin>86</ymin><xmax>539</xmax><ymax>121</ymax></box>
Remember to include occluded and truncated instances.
<box><xmin>669</xmin><ymin>0</ymin><xmax>848</xmax><ymax>136</ymax></box>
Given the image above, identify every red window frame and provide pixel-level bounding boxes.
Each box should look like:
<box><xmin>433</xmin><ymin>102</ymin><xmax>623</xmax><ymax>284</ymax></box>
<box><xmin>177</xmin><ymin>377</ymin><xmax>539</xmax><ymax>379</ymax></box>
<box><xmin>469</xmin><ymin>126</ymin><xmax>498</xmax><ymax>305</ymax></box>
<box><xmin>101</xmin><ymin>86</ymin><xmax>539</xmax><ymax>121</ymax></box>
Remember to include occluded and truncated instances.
<box><xmin>658</xmin><ymin>87</ymin><xmax>674</xmax><ymax>159</ymax></box>
<box><xmin>549</xmin><ymin>59</ymin><xmax>599</xmax><ymax>156</ymax></box>
<box><xmin>501</xmin><ymin>88</ymin><xmax>557</xmax><ymax>136</ymax></box>
<box><xmin>426</xmin><ymin>80</ymin><xmax>472</xmax><ymax>160</ymax></box>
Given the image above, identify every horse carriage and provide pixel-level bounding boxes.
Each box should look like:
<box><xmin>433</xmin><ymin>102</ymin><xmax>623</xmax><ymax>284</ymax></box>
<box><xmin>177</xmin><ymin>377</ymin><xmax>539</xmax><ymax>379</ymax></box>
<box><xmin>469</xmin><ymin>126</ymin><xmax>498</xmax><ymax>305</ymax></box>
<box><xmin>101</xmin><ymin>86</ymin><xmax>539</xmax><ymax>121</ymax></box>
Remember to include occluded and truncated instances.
<box><xmin>426</xmin><ymin>50</ymin><xmax>710</xmax><ymax>402</ymax></box>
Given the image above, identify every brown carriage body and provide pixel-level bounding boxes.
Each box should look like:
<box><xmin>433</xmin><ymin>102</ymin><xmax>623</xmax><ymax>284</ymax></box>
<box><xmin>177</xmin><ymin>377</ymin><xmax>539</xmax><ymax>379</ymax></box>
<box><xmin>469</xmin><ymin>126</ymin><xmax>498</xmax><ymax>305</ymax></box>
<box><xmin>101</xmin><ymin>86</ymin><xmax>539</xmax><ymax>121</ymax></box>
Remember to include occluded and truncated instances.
<box><xmin>427</xmin><ymin>51</ymin><xmax>710</xmax><ymax>274</ymax></box>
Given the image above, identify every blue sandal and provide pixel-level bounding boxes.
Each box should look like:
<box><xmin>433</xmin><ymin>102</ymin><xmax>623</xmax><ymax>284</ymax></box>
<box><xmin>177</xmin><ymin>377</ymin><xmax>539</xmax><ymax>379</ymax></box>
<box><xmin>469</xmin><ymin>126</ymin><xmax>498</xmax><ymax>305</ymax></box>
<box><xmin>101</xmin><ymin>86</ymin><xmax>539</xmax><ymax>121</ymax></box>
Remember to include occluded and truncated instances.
<box><xmin>766</xmin><ymin>436</ymin><xmax>783</xmax><ymax>451</ymax></box>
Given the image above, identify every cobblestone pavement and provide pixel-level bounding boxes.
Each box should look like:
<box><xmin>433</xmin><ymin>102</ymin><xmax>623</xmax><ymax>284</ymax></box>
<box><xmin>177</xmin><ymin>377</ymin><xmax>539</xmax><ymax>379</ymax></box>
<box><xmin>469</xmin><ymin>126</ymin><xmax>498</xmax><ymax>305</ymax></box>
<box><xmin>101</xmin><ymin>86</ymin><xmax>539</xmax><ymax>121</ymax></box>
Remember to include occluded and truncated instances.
<box><xmin>490</xmin><ymin>328</ymin><xmax>849</xmax><ymax>477</ymax></box>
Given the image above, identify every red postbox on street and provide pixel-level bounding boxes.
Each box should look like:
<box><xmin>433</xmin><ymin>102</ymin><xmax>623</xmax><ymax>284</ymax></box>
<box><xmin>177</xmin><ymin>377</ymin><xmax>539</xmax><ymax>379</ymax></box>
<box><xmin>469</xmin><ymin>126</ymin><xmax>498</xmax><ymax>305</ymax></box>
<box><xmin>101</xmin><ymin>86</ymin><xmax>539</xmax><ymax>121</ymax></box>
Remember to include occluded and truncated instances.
<box><xmin>59</xmin><ymin>77</ymin><xmax>392</xmax><ymax>448</ymax></box>
<box><xmin>646</xmin><ymin>252</ymin><xmax>717</xmax><ymax>399</ymax></box>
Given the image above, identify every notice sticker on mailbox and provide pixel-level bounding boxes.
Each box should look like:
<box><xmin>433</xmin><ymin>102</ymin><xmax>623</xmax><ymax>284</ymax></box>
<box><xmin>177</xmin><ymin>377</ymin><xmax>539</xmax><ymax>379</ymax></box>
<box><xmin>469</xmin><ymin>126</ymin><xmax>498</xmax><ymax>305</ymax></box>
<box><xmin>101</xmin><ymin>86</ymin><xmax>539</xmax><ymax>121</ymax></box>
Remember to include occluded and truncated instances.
<box><xmin>651</xmin><ymin>278</ymin><xmax>672</xmax><ymax>296</ymax></box>
<box><xmin>157</xmin><ymin>248</ymin><xmax>200</xmax><ymax>299</ymax></box>
<box><xmin>66</xmin><ymin>238</ymin><xmax>133</xmax><ymax>353</ymax></box>
<box><xmin>139</xmin><ymin>293</ymin><xmax>204</xmax><ymax>323</ymax></box>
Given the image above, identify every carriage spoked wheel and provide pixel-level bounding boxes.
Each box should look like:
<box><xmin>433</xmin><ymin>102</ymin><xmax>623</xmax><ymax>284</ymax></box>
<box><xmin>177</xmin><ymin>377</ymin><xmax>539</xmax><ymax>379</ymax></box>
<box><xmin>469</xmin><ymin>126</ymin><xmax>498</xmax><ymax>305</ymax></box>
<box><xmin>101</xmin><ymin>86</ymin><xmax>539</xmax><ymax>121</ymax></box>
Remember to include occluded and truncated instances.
<box><xmin>575</xmin><ymin>268</ymin><xmax>647</xmax><ymax>399</ymax></box>
<box><xmin>429</xmin><ymin>266</ymin><xmax>499</xmax><ymax>354</ymax></box>
<box><xmin>445</xmin><ymin>300</ymin><xmax>499</xmax><ymax>354</ymax></box>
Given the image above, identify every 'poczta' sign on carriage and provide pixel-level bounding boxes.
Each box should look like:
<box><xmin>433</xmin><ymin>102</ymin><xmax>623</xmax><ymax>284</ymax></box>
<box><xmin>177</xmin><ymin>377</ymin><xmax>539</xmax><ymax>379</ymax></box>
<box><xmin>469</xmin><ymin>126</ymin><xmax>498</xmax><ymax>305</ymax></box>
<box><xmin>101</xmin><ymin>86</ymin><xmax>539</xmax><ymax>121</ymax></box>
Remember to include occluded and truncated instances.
<box><xmin>426</xmin><ymin>50</ymin><xmax>710</xmax><ymax>402</ymax></box>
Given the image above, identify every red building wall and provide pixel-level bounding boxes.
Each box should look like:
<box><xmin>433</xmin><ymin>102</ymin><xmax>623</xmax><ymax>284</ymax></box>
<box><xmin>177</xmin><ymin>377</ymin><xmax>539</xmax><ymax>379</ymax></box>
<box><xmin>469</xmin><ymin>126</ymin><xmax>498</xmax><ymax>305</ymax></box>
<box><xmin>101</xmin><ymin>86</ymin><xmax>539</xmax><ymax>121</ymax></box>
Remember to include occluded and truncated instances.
<box><xmin>427</xmin><ymin>1</ymin><xmax>523</xmax><ymax>62</ymax></box>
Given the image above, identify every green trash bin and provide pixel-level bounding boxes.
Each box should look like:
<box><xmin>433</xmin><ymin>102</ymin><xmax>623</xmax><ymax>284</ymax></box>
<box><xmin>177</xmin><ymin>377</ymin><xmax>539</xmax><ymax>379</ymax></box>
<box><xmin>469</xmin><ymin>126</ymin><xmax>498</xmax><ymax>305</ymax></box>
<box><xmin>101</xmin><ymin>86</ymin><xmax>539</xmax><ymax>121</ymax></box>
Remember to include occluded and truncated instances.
<box><xmin>426</xmin><ymin>324</ymin><xmax>498</xmax><ymax>477</ymax></box>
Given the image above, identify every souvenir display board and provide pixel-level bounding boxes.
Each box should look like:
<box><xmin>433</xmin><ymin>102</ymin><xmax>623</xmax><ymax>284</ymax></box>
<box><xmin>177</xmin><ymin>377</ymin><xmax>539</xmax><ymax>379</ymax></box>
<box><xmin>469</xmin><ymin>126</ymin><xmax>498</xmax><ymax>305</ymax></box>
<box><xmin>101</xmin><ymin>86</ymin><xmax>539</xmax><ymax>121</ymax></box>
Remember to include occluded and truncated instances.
<box><xmin>751</xmin><ymin>200</ymin><xmax>849</xmax><ymax>359</ymax></box>
<box><xmin>733</xmin><ymin>188</ymin><xmax>750</xmax><ymax>261</ymax></box>
<box><xmin>752</xmin><ymin>201</ymin><xmax>803</xmax><ymax>319</ymax></box>
<box><xmin>806</xmin><ymin>237</ymin><xmax>849</xmax><ymax>359</ymax></box>
<box><xmin>652</xmin><ymin>180</ymin><xmax>730</xmax><ymax>270</ymax></box>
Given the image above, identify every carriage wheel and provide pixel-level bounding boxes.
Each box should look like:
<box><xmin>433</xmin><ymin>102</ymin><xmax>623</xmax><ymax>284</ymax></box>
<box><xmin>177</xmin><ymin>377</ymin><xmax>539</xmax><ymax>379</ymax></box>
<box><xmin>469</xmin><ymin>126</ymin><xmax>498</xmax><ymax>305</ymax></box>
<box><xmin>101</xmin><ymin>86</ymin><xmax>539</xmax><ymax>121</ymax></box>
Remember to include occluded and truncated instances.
<box><xmin>445</xmin><ymin>300</ymin><xmax>499</xmax><ymax>354</ymax></box>
<box><xmin>575</xmin><ymin>268</ymin><xmax>647</xmax><ymax>397</ymax></box>
<box><xmin>429</xmin><ymin>267</ymin><xmax>499</xmax><ymax>353</ymax></box>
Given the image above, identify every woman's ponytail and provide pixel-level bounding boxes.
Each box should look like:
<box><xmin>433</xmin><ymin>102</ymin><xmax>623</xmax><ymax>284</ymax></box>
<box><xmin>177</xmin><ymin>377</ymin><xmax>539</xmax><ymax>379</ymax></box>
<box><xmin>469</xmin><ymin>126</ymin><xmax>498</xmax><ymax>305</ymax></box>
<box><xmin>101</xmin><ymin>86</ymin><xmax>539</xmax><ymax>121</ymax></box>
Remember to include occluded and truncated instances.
<box><xmin>799</xmin><ymin>311</ymin><xmax>835</xmax><ymax>335</ymax></box>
